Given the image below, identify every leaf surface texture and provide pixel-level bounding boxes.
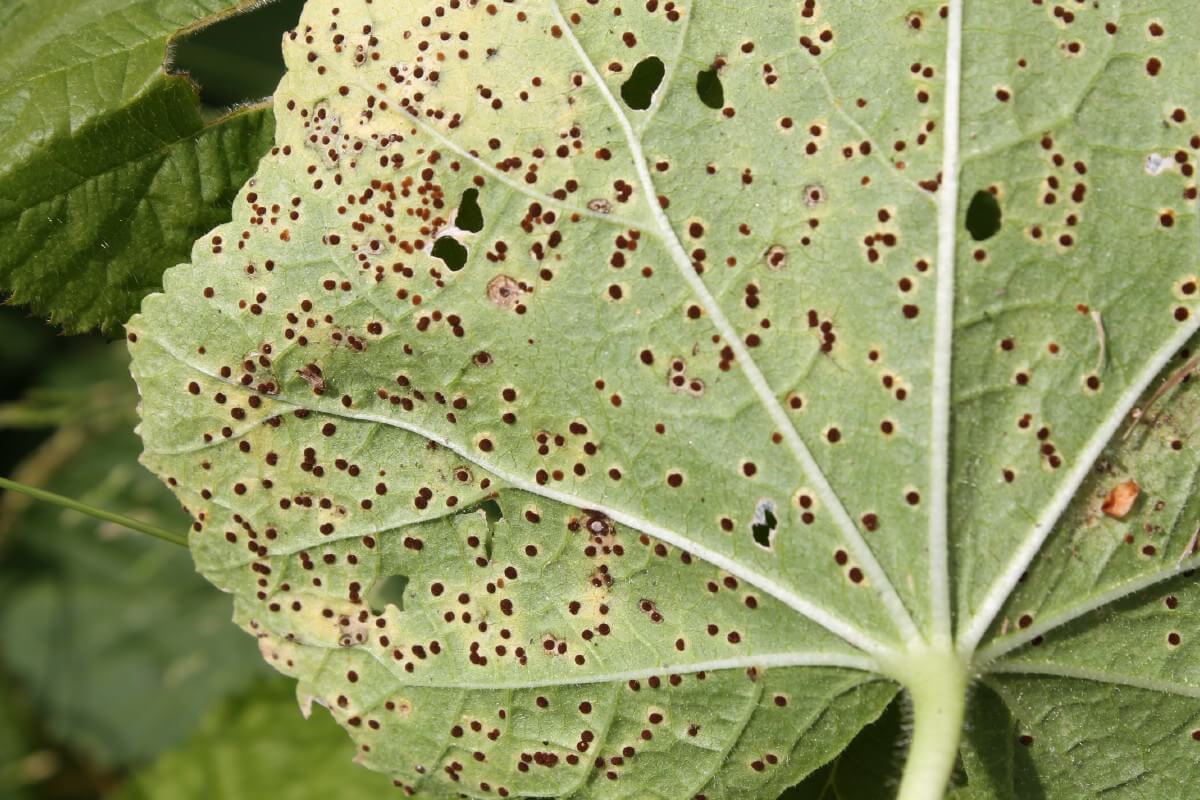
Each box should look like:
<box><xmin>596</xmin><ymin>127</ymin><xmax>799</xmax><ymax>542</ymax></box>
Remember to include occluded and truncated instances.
<box><xmin>129</xmin><ymin>1</ymin><xmax>1200</xmax><ymax>796</ymax></box>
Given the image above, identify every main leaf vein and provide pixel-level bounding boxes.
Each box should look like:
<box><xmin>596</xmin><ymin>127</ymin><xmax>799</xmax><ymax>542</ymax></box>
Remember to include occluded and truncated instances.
<box><xmin>547</xmin><ymin>0</ymin><xmax>922</xmax><ymax>648</ymax></box>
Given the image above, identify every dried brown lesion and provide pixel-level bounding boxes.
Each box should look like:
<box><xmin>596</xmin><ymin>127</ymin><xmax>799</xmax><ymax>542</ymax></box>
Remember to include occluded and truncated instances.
<box><xmin>486</xmin><ymin>274</ymin><xmax>525</xmax><ymax>309</ymax></box>
<box><xmin>1100</xmin><ymin>479</ymin><xmax>1140</xmax><ymax>519</ymax></box>
<box><xmin>296</xmin><ymin>363</ymin><xmax>327</xmax><ymax>395</ymax></box>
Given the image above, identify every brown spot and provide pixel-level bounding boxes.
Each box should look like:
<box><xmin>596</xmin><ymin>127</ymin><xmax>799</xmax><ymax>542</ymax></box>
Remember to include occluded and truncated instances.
<box><xmin>765</xmin><ymin>245</ymin><xmax>788</xmax><ymax>270</ymax></box>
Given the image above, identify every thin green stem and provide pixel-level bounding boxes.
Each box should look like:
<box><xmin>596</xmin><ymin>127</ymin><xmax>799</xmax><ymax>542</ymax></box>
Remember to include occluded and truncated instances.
<box><xmin>0</xmin><ymin>475</ymin><xmax>188</xmax><ymax>547</ymax></box>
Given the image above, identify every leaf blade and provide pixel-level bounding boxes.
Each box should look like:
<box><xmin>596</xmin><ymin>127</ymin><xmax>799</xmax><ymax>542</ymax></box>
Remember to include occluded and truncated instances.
<box><xmin>0</xmin><ymin>0</ymin><xmax>276</xmax><ymax>333</ymax></box>
<box><xmin>126</xmin><ymin>0</ymin><xmax>1200</xmax><ymax>796</ymax></box>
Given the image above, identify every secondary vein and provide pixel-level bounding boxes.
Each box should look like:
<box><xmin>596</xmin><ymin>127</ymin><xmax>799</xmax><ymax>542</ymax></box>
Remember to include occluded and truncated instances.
<box><xmin>973</xmin><ymin>554</ymin><xmax>1200</xmax><ymax>666</ymax></box>
<box><xmin>143</xmin><ymin>331</ymin><xmax>898</xmax><ymax>660</ymax></box>
<box><xmin>547</xmin><ymin>0</ymin><xmax>922</xmax><ymax>648</ymax></box>
<box><xmin>986</xmin><ymin>662</ymin><xmax>1200</xmax><ymax>700</ymax></box>
<box><xmin>958</xmin><ymin>315</ymin><xmax>1200</xmax><ymax>655</ymax></box>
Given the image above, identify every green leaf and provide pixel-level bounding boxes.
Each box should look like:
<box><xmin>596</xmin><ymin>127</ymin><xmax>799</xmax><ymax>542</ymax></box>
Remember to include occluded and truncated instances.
<box><xmin>950</xmin><ymin>684</ymin><xmax>1030</xmax><ymax>800</ymax></box>
<box><xmin>114</xmin><ymin>679</ymin><xmax>396</xmax><ymax>800</ymax></box>
<box><xmin>0</xmin><ymin>0</ymin><xmax>277</xmax><ymax>334</ymax></box>
<box><xmin>0</xmin><ymin>346</ymin><xmax>267</xmax><ymax>766</ymax></box>
<box><xmin>979</xmin><ymin>674</ymin><xmax>1200</xmax><ymax>799</ymax></box>
<box><xmin>0</xmin><ymin>691</ymin><xmax>31</xmax><ymax>800</ymax></box>
<box><xmin>128</xmin><ymin>1</ymin><xmax>1200</xmax><ymax>797</ymax></box>
<box><xmin>782</xmin><ymin>699</ymin><xmax>907</xmax><ymax>799</ymax></box>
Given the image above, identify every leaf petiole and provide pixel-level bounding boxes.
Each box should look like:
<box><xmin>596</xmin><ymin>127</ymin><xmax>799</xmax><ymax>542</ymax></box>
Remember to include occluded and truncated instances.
<box><xmin>0</xmin><ymin>475</ymin><xmax>188</xmax><ymax>547</ymax></box>
<box><xmin>886</xmin><ymin>648</ymin><xmax>969</xmax><ymax>800</ymax></box>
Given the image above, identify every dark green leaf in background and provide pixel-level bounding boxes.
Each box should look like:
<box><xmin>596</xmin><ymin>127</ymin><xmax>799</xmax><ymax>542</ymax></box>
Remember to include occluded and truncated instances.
<box><xmin>950</xmin><ymin>684</ymin><xmax>1030</xmax><ymax>800</ymax></box>
<box><xmin>782</xmin><ymin>699</ymin><xmax>907</xmax><ymax>800</ymax></box>
<box><xmin>173</xmin><ymin>0</ymin><xmax>308</xmax><ymax>109</ymax></box>
<box><xmin>0</xmin><ymin>691</ymin><xmax>32</xmax><ymax>800</ymax></box>
<box><xmin>115</xmin><ymin>680</ymin><xmax>396</xmax><ymax>800</ymax></box>
<box><xmin>0</xmin><ymin>0</ymin><xmax>296</xmax><ymax>334</ymax></box>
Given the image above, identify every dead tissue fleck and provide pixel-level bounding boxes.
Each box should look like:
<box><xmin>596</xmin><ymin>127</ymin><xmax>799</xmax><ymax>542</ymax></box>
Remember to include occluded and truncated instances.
<box><xmin>1101</xmin><ymin>479</ymin><xmax>1140</xmax><ymax>519</ymax></box>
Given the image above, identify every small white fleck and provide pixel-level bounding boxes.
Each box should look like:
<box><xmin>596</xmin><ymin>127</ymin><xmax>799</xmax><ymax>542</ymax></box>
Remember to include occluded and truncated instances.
<box><xmin>1145</xmin><ymin>153</ymin><xmax>1166</xmax><ymax>175</ymax></box>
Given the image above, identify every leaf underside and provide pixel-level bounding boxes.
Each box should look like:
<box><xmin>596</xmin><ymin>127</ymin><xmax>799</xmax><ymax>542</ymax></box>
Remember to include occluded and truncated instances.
<box><xmin>0</xmin><ymin>0</ymin><xmax>275</xmax><ymax>334</ymax></box>
<box><xmin>129</xmin><ymin>0</ymin><xmax>1200</xmax><ymax>797</ymax></box>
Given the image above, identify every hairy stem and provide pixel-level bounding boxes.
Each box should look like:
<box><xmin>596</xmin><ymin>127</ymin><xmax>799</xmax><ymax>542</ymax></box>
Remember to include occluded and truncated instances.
<box><xmin>0</xmin><ymin>475</ymin><xmax>187</xmax><ymax>547</ymax></box>
<box><xmin>891</xmin><ymin>649</ymin><xmax>968</xmax><ymax>800</ymax></box>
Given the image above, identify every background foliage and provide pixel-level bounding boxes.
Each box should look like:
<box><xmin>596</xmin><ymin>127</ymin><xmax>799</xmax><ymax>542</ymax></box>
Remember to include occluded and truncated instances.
<box><xmin>0</xmin><ymin>0</ymin><xmax>293</xmax><ymax>334</ymax></box>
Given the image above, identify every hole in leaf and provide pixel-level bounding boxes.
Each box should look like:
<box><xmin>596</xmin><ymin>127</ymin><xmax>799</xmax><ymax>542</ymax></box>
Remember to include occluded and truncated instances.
<box><xmin>965</xmin><ymin>190</ymin><xmax>1002</xmax><ymax>241</ymax></box>
<box><xmin>460</xmin><ymin>498</ymin><xmax>502</xmax><ymax>560</ymax></box>
<box><xmin>751</xmin><ymin>500</ymin><xmax>777</xmax><ymax>549</ymax></box>
<box><xmin>620</xmin><ymin>57</ymin><xmax>665</xmax><ymax>110</ymax></box>
<box><xmin>431</xmin><ymin>236</ymin><xmax>468</xmax><ymax>271</ymax></box>
<box><xmin>478</xmin><ymin>498</ymin><xmax>504</xmax><ymax>523</ymax></box>
<box><xmin>454</xmin><ymin>188</ymin><xmax>484</xmax><ymax>233</ymax></box>
<box><xmin>368</xmin><ymin>573</ymin><xmax>409</xmax><ymax>614</ymax></box>
<box><xmin>696</xmin><ymin>67</ymin><xmax>724</xmax><ymax>109</ymax></box>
